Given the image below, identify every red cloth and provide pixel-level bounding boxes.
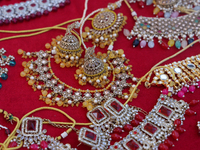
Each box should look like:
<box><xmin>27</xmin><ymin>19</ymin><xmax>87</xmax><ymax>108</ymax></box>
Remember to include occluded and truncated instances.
<box><xmin>0</xmin><ymin>0</ymin><xmax>200</xmax><ymax>150</ymax></box>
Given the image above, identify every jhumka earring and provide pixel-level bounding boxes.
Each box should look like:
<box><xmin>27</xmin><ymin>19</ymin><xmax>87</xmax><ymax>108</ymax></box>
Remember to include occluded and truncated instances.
<box><xmin>82</xmin><ymin>9</ymin><xmax>127</xmax><ymax>49</ymax></box>
<box><xmin>75</xmin><ymin>46</ymin><xmax>111</xmax><ymax>88</ymax></box>
<box><xmin>0</xmin><ymin>48</ymin><xmax>16</xmax><ymax>88</ymax></box>
<box><xmin>45</xmin><ymin>22</ymin><xmax>83</xmax><ymax>68</ymax></box>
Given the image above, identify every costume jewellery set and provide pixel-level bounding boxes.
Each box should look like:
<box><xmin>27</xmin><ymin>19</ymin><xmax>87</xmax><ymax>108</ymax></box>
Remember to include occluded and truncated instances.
<box><xmin>0</xmin><ymin>0</ymin><xmax>200</xmax><ymax>150</ymax></box>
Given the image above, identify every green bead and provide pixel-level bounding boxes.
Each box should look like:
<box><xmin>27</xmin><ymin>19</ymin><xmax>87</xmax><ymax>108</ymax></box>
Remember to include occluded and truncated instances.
<box><xmin>0</xmin><ymin>83</ymin><xmax>2</xmax><ymax>89</ymax></box>
<box><xmin>175</xmin><ymin>40</ymin><xmax>181</xmax><ymax>49</ymax></box>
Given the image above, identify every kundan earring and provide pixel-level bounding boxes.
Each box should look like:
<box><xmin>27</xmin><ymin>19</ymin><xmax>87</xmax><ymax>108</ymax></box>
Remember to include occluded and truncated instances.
<box><xmin>82</xmin><ymin>8</ymin><xmax>127</xmax><ymax>49</ymax></box>
<box><xmin>74</xmin><ymin>46</ymin><xmax>110</xmax><ymax>88</ymax></box>
<box><xmin>45</xmin><ymin>22</ymin><xmax>83</xmax><ymax>68</ymax></box>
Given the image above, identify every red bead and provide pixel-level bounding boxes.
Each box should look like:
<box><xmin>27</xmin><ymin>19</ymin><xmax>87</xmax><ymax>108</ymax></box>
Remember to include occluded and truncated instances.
<box><xmin>111</xmin><ymin>133</ymin><xmax>121</xmax><ymax>141</ymax></box>
<box><xmin>174</xmin><ymin>119</ymin><xmax>181</xmax><ymax>127</ymax></box>
<box><xmin>31</xmin><ymin>13</ymin><xmax>36</xmax><ymax>18</ymax></box>
<box><xmin>113</xmin><ymin>127</ymin><xmax>123</xmax><ymax>134</ymax></box>
<box><xmin>190</xmin><ymin>99</ymin><xmax>199</xmax><ymax>106</ymax></box>
<box><xmin>59</xmin><ymin>2</ymin><xmax>65</xmax><ymax>7</ymax></box>
<box><xmin>52</xmin><ymin>6</ymin><xmax>58</xmax><ymax>11</ymax></box>
<box><xmin>161</xmin><ymin>42</ymin><xmax>169</xmax><ymax>49</ymax></box>
<box><xmin>157</xmin><ymin>11</ymin><xmax>164</xmax><ymax>17</ymax></box>
<box><xmin>30</xmin><ymin>144</ymin><xmax>39</xmax><ymax>150</ymax></box>
<box><xmin>131</xmin><ymin>119</ymin><xmax>140</xmax><ymax>127</ymax></box>
<box><xmin>172</xmin><ymin>130</ymin><xmax>179</xmax><ymax>140</ymax></box>
<box><xmin>185</xmin><ymin>109</ymin><xmax>196</xmax><ymax>116</ymax></box>
<box><xmin>43</xmin><ymin>10</ymin><xmax>49</xmax><ymax>16</ymax></box>
<box><xmin>11</xmin><ymin>18</ymin><xmax>18</xmax><ymax>24</ymax></box>
<box><xmin>111</xmin><ymin>101</ymin><xmax>123</xmax><ymax>112</ymax></box>
<box><xmin>159</xmin><ymin>143</ymin><xmax>169</xmax><ymax>150</ymax></box>
<box><xmin>164</xmin><ymin>139</ymin><xmax>174</xmax><ymax>147</ymax></box>
<box><xmin>138</xmin><ymin>1</ymin><xmax>145</xmax><ymax>8</ymax></box>
<box><xmin>124</xmin><ymin>124</ymin><xmax>133</xmax><ymax>131</ymax></box>
<box><xmin>8</xmin><ymin>141</ymin><xmax>17</xmax><ymax>148</ymax></box>
<box><xmin>176</xmin><ymin>126</ymin><xmax>185</xmax><ymax>133</ymax></box>
<box><xmin>4</xmin><ymin>19</ymin><xmax>10</xmax><ymax>25</ymax></box>
<box><xmin>40</xmin><ymin>141</ymin><xmax>48</xmax><ymax>149</ymax></box>
<box><xmin>0</xmin><ymin>20</ymin><xmax>3</xmax><ymax>26</ymax></box>
<box><xmin>18</xmin><ymin>17</ymin><xmax>24</xmax><ymax>22</ymax></box>
<box><xmin>135</xmin><ymin>114</ymin><xmax>144</xmax><ymax>122</ymax></box>
<box><xmin>36</xmin><ymin>12</ymin><xmax>42</xmax><ymax>17</ymax></box>
<box><xmin>65</xmin><ymin>0</ymin><xmax>71</xmax><ymax>5</ymax></box>
<box><xmin>25</xmin><ymin>15</ymin><xmax>30</xmax><ymax>21</ymax></box>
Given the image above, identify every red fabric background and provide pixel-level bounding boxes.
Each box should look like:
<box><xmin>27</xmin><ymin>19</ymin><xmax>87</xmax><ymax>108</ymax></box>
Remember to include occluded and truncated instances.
<box><xmin>0</xmin><ymin>0</ymin><xmax>200</xmax><ymax>149</ymax></box>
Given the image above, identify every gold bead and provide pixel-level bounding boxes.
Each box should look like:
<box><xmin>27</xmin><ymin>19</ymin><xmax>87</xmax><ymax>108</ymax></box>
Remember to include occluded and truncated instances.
<box><xmin>22</xmin><ymin>61</ymin><xmax>27</xmax><ymax>67</ymax></box>
<box><xmin>45</xmin><ymin>43</ymin><xmax>51</xmax><ymax>49</ymax></box>
<box><xmin>85</xmin><ymin>27</ymin><xmax>90</xmax><ymax>32</ymax></box>
<box><xmin>20</xmin><ymin>71</ymin><xmax>26</xmax><ymax>77</ymax></box>
<box><xmin>153</xmin><ymin>7</ymin><xmax>160</xmax><ymax>15</ymax></box>
<box><xmin>168</xmin><ymin>39</ymin><xmax>175</xmax><ymax>47</ymax></box>
<box><xmin>28</xmin><ymin>80</ymin><xmax>35</xmax><ymax>85</ymax></box>
<box><xmin>18</xmin><ymin>49</ymin><xmax>24</xmax><ymax>55</ymax></box>
<box><xmin>45</xmin><ymin>98</ymin><xmax>51</xmax><ymax>104</ymax></box>
<box><xmin>42</xmin><ymin>90</ymin><xmax>48</xmax><ymax>96</ymax></box>
<box><xmin>60</xmin><ymin>62</ymin><xmax>65</xmax><ymax>68</ymax></box>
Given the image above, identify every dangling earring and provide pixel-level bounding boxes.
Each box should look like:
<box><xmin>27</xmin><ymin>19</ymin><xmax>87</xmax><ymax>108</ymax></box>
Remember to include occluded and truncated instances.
<box><xmin>45</xmin><ymin>22</ymin><xmax>83</xmax><ymax>68</ymax></box>
<box><xmin>82</xmin><ymin>9</ymin><xmax>127</xmax><ymax>49</ymax></box>
<box><xmin>75</xmin><ymin>46</ymin><xmax>110</xmax><ymax>88</ymax></box>
<box><xmin>0</xmin><ymin>48</ymin><xmax>16</xmax><ymax>89</ymax></box>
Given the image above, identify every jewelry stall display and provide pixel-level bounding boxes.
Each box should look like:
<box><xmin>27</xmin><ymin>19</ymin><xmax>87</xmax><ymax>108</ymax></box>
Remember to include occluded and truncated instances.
<box><xmin>123</xmin><ymin>0</ymin><xmax>200</xmax><ymax>49</ymax></box>
<box><xmin>0</xmin><ymin>0</ymin><xmax>71</xmax><ymax>25</ymax></box>
<box><xmin>0</xmin><ymin>48</ymin><xmax>16</xmax><ymax>89</ymax></box>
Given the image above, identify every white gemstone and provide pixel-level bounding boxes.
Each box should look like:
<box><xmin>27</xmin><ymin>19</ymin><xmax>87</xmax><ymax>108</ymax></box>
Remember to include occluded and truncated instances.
<box><xmin>51</xmin><ymin>50</ymin><xmax>56</xmax><ymax>54</ymax></box>
<box><xmin>65</xmin><ymin>55</ymin><xmax>69</xmax><ymax>59</ymax></box>
<box><xmin>82</xmin><ymin>76</ymin><xmax>86</xmax><ymax>80</ymax></box>
<box><xmin>26</xmin><ymin>52</ymin><xmax>31</xmax><ymax>56</ymax></box>
<box><xmin>94</xmin><ymin>99</ymin><xmax>98</xmax><ymax>103</ymax></box>
<box><xmin>37</xmin><ymin>85</ymin><xmax>41</xmax><ymax>89</ymax></box>
<box><xmin>174</xmin><ymin>68</ymin><xmax>182</xmax><ymax>74</ymax></box>
<box><xmin>61</xmin><ymin>132</ymin><xmax>68</xmax><ymax>139</ymax></box>
<box><xmin>47</xmin><ymin>94</ymin><xmax>51</xmax><ymax>98</ymax></box>
<box><xmin>70</xmin><ymin>56</ymin><xmax>74</xmax><ymax>60</ymax></box>
<box><xmin>131</xmin><ymin>11</ymin><xmax>137</xmax><ymax>16</ymax></box>
<box><xmin>160</xmin><ymin>74</ymin><xmax>168</xmax><ymax>80</ymax></box>
<box><xmin>30</xmin><ymin>76</ymin><xmax>34</xmax><ymax>80</ymax></box>
<box><xmin>55</xmin><ymin>97</ymin><xmax>60</xmax><ymax>101</ymax></box>
<box><xmin>100</xmin><ymin>36</ymin><xmax>104</xmax><ymax>41</ymax></box>
<box><xmin>124</xmin><ymin>95</ymin><xmax>129</xmax><ymax>99</ymax></box>
<box><xmin>148</xmin><ymin>41</ymin><xmax>155</xmax><ymax>48</ymax></box>
<box><xmin>68</xmin><ymin>100</ymin><xmax>72</xmax><ymax>104</ymax></box>
<box><xmin>96</xmin><ymin>79</ymin><xmax>100</xmax><ymax>83</ymax></box>
<box><xmin>103</xmin><ymin>76</ymin><xmax>107</xmax><ymax>80</ymax></box>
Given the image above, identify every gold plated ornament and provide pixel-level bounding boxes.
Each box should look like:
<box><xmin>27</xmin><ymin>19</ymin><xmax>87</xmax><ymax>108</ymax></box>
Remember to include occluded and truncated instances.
<box><xmin>75</xmin><ymin>46</ymin><xmax>111</xmax><ymax>88</ymax></box>
<box><xmin>45</xmin><ymin>23</ymin><xmax>83</xmax><ymax>68</ymax></box>
<box><xmin>82</xmin><ymin>9</ymin><xmax>127</xmax><ymax>48</ymax></box>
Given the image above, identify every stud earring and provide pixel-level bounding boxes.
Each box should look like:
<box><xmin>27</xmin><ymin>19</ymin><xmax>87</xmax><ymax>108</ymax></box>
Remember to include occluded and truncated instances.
<box><xmin>45</xmin><ymin>22</ymin><xmax>83</xmax><ymax>68</ymax></box>
<box><xmin>82</xmin><ymin>9</ymin><xmax>127</xmax><ymax>49</ymax></box>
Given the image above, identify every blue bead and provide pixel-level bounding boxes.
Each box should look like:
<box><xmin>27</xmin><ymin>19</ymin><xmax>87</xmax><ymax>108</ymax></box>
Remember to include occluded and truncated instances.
<box><xmin>2</xmin><ymin>55</ymin><xmax>7</xmax><ymax>59</ymax></box>
<box><xmin>1</xmin><ymin>73</ymin><xmax>8</xmax><ymax>80</ymax></box>
<box><xmin>175</xmin><ymin>40</ymin><xmax>181</xmax><ymax>49</ymax></box>
<box><xmin>133</xmin><ymin>39</ymin><xmax>140</xmax><ymax>47</ymax></box>
<box><xmin>188</xmin><ymin>38</ymin><xmax>194</xmax><ymax>46</ymax></box>
<box><xmin>9</xmin><ymin>60</ymin><xmax>16</xmax><ymax>66</ymax></box>
<box><xmin>147</xmin><ymin>25</ymin><xmax>150</xmax><ymax>28</ymax></box>
<box><xmin>0</xmin><ymin>83</ymin><xmax>2</xmax><ymax>89</ymax></box>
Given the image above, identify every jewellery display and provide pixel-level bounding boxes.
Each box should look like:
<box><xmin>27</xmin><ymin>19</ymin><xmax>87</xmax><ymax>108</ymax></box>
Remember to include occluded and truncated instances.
<box><xmin>123</xmin><ymin>0</ymin><xmax>200</xmax><ymax>49</ymax></box>
<box><xmin>145</xmin><ymin>54</ymin><xmax>200</xmax><ymax>98</ymax></box>
<box><xmin>18</xmin><ymin>46</ymin><xmax>139</xmax><ymax>111</ymax></box>
<box><xmin>0</xmin><ymin>48</ymin><xmax>16</xmax><ymax>89</ymax></box>
<box><xmin>82</xmin><ymin>9</ymin><xmax>127</xmax><ymax>49</ymax></box>
<box><xmin>46</xmin><ymin>22</ymin><xmax>84</xmax><ymax>68</ymax></box>
<box><xmin>78</xmin><ymin>94</ymin><xmax>197</xmax><ymax>150</ymax></box>
<box><xmin>0</xmin><ymin>0</ymin><xmax>71</xmax><ymax>25</ymax></box>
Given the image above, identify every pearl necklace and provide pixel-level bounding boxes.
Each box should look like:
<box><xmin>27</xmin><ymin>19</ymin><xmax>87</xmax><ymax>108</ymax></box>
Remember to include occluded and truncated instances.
<box><xmin>0</xmin><ymin>0</ymin><xmax>70</xmax><ymax>25</ymax></box>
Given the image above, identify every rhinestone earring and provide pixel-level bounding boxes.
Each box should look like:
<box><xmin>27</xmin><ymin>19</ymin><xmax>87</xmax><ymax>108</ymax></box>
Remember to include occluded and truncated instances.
<box><xmin>45</xmin><ymin>22</ymin><xmax>83</xmax><ymax>68</ymax></box>
<box><xmin>82</xmin><ymin>9</ymin><xmax>127</xmax><ymax>49</ymax></box>
<box><xmin>75</xmin><ymin>46</ymin><xmax>110</xmax><ymax>88</ymax></box>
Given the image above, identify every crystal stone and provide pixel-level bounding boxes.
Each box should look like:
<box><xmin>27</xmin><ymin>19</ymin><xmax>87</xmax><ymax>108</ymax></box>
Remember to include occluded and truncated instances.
<box><xmin>92</xmin><ymin>109</ymin><xmax>105</xmax><ymax>120</ymax></box>
<box><xmin>160</xmin><ymin>74</ymin><xmax>168</xmax><ymax>80</ymax></box>
<box><xmin>158</xmin><ymin>106</ymin><xmax>172</xmax><ymax>117</ymax></box>
<box><xmin>174</xmin><ymin>68</ymin><xmax>182</xmax><ymax>74</ymax></box>
<box><xmin>85</xmin><ymin>131</ymin><xmax>97</xmax><ymax>141</ymax></box>
<box><xmin>144</xmin><ymin>123</ymin><xmax>158</xmax><ymax>135</ymax></box>
<box><xmin>187</xmin><ymin>63</ymin><xmax>195</xmax><ymax>69</ymax></box>
<box><xmin>126</xmin><ymin>139</ymin><xmax>140</xmax><ymax>150</ymax></box>
<box><xmin>111</xmin><ymin>101</ymin><xmax>123</xmax><ymax>112</ymax></box>
<box><xmin>27</xmin><ymin>120</ymin><xmax>36</xmax><ymax>131</ymax></box>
